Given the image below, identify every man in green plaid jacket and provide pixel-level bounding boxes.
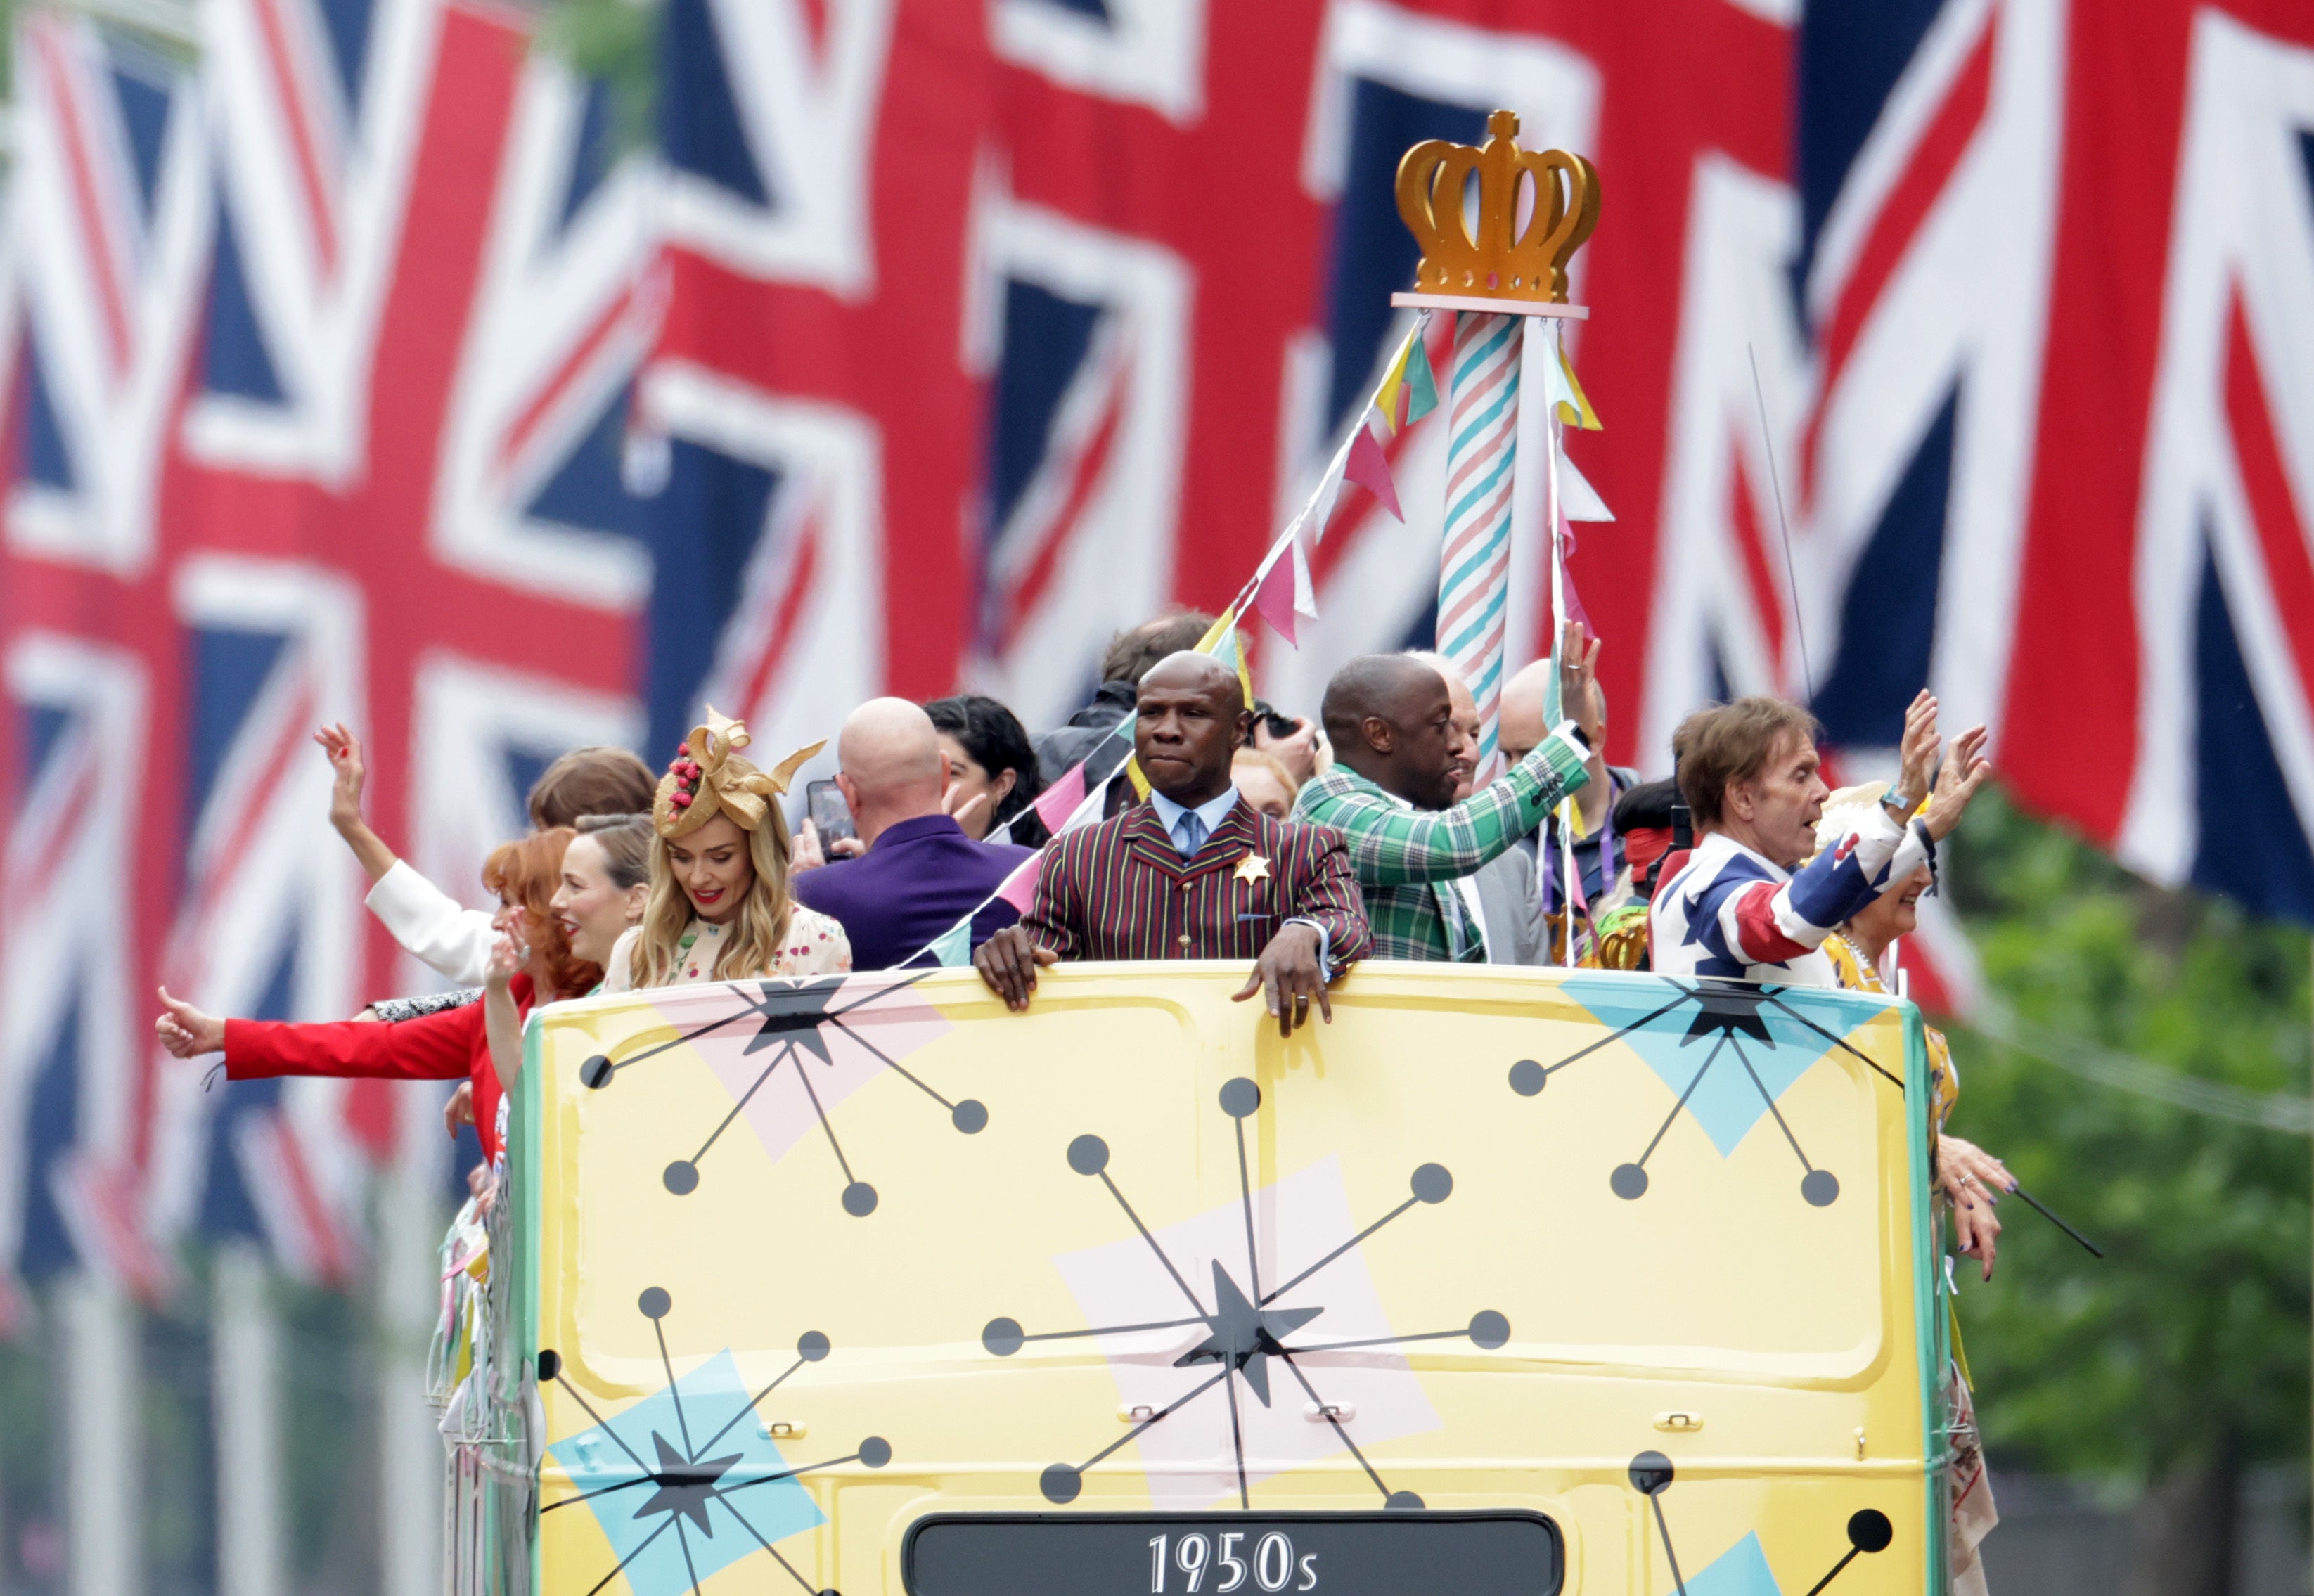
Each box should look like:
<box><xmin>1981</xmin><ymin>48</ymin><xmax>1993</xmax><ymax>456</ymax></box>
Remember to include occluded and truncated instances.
<box><xmin>1294</xmin><ymin>651</ymin><xmax>1594</xmax><ymax>961</ymax></box>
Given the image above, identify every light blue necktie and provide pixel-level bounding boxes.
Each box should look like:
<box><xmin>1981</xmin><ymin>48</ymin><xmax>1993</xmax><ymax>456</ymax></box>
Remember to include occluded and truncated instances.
<box><xmin>1174</xmin><ymin>811</ymin><xmax>1208</xmax><ymax>858</ymax></box>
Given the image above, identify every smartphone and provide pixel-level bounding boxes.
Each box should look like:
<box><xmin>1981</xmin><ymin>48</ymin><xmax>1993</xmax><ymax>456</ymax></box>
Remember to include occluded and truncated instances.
<box><xmin>804</xmin><ymin>778</ymin><xmax>856</xmax><ymax>843</ymax></box>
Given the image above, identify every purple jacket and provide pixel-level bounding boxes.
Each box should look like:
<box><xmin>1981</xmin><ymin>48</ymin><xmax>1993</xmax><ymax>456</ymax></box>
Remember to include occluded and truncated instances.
<box><xmin>790</xmin><ymin>813</ymin><xmax>1036</xmax><ymax>970</ymax></box>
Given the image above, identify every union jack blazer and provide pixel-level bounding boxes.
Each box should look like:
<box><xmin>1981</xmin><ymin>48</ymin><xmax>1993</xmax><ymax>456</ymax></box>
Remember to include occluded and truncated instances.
<box><xmin>1022</xmin><ymin>799</ymin><xmax>1373</xmax><ymax>967</ymax></box>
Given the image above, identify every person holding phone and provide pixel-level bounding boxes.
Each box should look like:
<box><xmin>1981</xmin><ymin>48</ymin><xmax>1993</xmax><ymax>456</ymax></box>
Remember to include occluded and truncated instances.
<box><xmin>790</xmin><ymin>698</ymin><xmax>1038</xmax><ymax>969</ymax></box>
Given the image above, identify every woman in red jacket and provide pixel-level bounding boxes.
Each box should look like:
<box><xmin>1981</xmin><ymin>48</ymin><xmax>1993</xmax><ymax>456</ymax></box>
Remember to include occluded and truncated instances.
<box><xmin>153</xmin><ymin>828</ymin><xmax>596</xmax><ymax>1169</ymax></box>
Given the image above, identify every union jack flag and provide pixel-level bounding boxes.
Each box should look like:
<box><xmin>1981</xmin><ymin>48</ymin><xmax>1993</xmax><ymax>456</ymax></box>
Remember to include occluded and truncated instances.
<box><xmin>1781</xmin><ymin>0</ymin><xmax>2314</xmax><ymax>934</ymax></box>
<box><xmin>0</xmin><ymin>0</ymin><xmax>650</xmax><ymax>1296</ymax></box>
<box><xmin>8</xmin><ymin>0</ymin><xmax>2314</xmax><ymax>1309</ymax></box>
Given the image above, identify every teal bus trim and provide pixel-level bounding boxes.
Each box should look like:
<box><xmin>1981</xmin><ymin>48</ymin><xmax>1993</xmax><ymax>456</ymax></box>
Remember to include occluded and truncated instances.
<box><xmin>1905</xmin><ymin>1003</ymin><xmax>1948</xmax><ymax>1595</ymax></box>
<box><xmin>520</xmin><ymin>1015</ymin><xmax>546</xmax><ymax>1596</ymax></box>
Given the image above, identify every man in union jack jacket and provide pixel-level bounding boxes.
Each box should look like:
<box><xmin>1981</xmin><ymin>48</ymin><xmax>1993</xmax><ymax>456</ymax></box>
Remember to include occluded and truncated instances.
<box><xmin>1649</xmin><ymin>691</ymin><xmax>1990</xmax><ymax>986</ymax></box>
<box><xmin>1293</xmin><ymin>649</ymin><xmax>1595</xmax><ymax>962</ymax></box>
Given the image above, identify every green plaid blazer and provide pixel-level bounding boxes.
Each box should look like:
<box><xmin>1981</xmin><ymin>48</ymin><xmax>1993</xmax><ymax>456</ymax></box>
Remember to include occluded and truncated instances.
<box><xmin>1292</xmin><ymin>728</ymin><xmax>1590</xmax><ymax>961</ymax></box>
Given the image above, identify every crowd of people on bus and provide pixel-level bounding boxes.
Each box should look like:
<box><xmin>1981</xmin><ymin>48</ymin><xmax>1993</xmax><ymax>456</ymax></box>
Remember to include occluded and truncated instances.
<box><xmin>150</xmin><ymin>608</ymin><xmax>2012</xmax><ymax>1269</ymax></box>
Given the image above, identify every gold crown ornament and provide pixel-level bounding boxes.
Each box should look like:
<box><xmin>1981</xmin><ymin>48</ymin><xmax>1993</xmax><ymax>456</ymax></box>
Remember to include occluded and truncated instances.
<box><xmin>1395</xmin><ymin>110</ymin><xmax>1600</xmax><ymax>304</ymax></box>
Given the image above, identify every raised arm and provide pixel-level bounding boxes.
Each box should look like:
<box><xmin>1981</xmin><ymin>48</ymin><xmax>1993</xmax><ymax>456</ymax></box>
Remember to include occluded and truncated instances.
<box><xmin>318</xmin><ymin>722</ymin><xmax>499</xmax><ymax>984</ymax></box>
<box><xmin>1566</xmin><ymin>630</ymin><xmax>1615</xmax><ymax>831</ymax></box>
<box><xmin>1301</xmin><ymin>731</ymin><xmax>1591</xmax><ymax>887</ymax></box>
<box><xmin>366</xmin><ymin>867</ymin><xmax>499</xmax><ymax>986</ymax></box>
<box><xmin>316</xmin><ymin>723</ymin><xmax>398</xmax><ymax>884</ymax></box>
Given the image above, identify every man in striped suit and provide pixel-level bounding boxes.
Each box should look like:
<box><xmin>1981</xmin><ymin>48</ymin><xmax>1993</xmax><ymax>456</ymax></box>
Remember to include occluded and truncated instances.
<box><xmin>975</xmin><ymin>653</ymin><xmax>1372</xmax><ymax>1035</ymax></box>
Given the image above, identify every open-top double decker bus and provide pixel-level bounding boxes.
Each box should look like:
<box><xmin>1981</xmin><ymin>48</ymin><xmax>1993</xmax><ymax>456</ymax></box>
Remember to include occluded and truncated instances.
<box><xmin>444</xmin><ymin>961</ymin><xmax>1953</xmax><ymax>1596</ymax></box>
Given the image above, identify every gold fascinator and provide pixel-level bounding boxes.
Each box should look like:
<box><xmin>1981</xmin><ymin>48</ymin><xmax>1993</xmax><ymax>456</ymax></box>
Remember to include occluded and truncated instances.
<box><xmin>653</xmin><ymin>707</ymin><xmax>824</xmax><ymax>840</ymax></box>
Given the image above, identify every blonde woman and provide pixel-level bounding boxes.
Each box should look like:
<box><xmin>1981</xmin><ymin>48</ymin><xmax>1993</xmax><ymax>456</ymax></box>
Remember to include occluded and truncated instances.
<box><xmin>1811</xmin><ymin>782</ymin><xmax>2003</xmax><ymax>1596</ymax></box>
<box><xmin>602</xmin><ymin>710</ymin><xmax>851</xmax><ymax>992</ymax></box>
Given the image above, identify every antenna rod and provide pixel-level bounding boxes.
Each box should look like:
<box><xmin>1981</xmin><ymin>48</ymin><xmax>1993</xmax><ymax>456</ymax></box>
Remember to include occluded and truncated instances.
<box><xmin>1747</xmin><ymin>344</ymin><xmax>1813</xmax><ymax>702</ymax></box>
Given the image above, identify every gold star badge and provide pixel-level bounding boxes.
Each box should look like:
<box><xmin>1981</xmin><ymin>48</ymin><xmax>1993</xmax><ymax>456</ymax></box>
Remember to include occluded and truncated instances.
<box><xmin>1235</xmin><ymin>854</ymin><xmax>1271</xmax><ymax>884</ymax></box>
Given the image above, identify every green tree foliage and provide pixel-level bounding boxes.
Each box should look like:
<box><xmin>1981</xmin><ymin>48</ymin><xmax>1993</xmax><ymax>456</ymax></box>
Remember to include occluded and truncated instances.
<box><xmin>537</xmin><ymin>0</ymin><xmax>657</xmax><ymax>153</ymax></box>
<box><xmin>1944</xmin><ymin>790</ymin><xmax>2311</xmax><ymax>1484</ymax></box>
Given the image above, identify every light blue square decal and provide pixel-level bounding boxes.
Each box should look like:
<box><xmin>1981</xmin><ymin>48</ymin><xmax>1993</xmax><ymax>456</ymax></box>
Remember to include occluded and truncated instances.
<box><xmin>547</xmin><ymin>1350</ymin><xmax>825</xmax><ymax>1596</ymax></box>
<box><xmin>1685</xmin><ymin>1531</ymin><xmax>1783</xmax><ymax>1596</ymax></box>
<box><xmin>1557</xmin><ymin>973</ymin><xmax>1874</xmax><ymax>1157</ymax></box>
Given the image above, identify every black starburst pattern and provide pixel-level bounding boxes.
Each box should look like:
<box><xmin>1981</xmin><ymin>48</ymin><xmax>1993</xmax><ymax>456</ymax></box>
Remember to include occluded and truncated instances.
<box><xmin>578</xmin><ymin>972</ymin><xmax>984</xmax><ymax>1215</ymax></box>
<box><xmin>984</xmin><ymin>1076</ymin><xmax>1509</xmax><ymax>1511</ymax></box>
<box><xmin>1507</xmin><ymin>976</ymin><xmax>1903</xmax><ymax>1207</ymax></box>
<box><xmin>539</xmin><ymin>1287</ymin><xmax>890</xmax><ymax>1596</ymax></box>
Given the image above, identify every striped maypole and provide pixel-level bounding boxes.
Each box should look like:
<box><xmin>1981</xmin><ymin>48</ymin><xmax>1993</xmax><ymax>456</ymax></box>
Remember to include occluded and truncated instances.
<box><xmin>1436</xmin><ymin>310</ymin><xmax>1523</xmax><ymax>773</ymax></box>
<box><xmin>1394</xmin><ymin>107</ymin><xmax>1600</xmax><ymax>953</ymax></box>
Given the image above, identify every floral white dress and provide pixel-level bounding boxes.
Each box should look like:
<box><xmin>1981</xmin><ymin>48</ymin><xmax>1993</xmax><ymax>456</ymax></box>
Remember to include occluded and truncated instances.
<box><xmin>599</xmin><ymin>906</ymin><xmax>851</xmax><ymax>993</ymax></box>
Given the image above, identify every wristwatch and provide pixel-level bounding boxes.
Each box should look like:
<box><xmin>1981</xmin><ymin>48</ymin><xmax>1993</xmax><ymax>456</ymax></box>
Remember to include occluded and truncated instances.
<box><xmin>1880</xmin><ymin>789</ymin><xmax>1917</xmax><ymax>818</ymax></box>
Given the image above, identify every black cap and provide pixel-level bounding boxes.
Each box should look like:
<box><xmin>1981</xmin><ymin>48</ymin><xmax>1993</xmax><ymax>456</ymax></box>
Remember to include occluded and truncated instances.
<box><xmin>1612</xmin><ymin>776</ymin><xmax>1682</xmax><ymax>832</ymax></box>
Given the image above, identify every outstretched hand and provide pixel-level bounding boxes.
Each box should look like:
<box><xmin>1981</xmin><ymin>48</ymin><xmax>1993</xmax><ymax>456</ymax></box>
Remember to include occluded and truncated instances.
<box><xmin>484</xmin><ymin>928</ymin><xmax>525</xmax><ymax>991</ymax></box>
<box><xmin>941</xmin><ymin>785</ymin><xmax>990</xmax><ymax>834</ymax></box>
<box><xmin>444</xmin><ymin>1080</ymin><xmax>475</xmax><ymax>1140</ymax></box>
<box><xmin>975</xmin><ymin>925</ymin><xmax>1058</xmax><ymax>1012</ymax></box>
<box><xmin>1253</xmin><ymin>716</ymin><xmax>1321</xmax><ymax>787</ymax></box>
<box><xmin>792</xmin><ymin>819</ymin><xmax>828</xmax><ymax>873</ymax></box>
<box><xmin>1558</xmin><ymin>620</ymin><xmax>1605</xmax><ymax>748</ymax></box>
<box><xmin>1231</xmin><ymin>922</ymin><xmax>1331</xmax><ymax>1038</ymax></box>
<box><xmin>1922</xmin><ymin>724</ymin><xmax>1992</xmax><ymax>842</ymax></box>
<box><xmin>1938</xmin><ymin>1133</ymin><xmax>2011</xmax><ymax>1280</ymax></box>
<box><xmin>313</xmin><ymin>722</ymin><xmax>398</xmax><ymax>884</ymax></box>
<box><xmin>1893</xmin><ymin>690</ymin><xmax>1939</xmax><ymax>806</ymax></box>
<box><xmin>313</xmin><ymin>723</ymin><xmax>367</xmax><ymax>833</ymax></box>
<box><xmin>154</xmin><ymin>986</ymin><xmax>226</xmax><ymax>1058</ymax></box>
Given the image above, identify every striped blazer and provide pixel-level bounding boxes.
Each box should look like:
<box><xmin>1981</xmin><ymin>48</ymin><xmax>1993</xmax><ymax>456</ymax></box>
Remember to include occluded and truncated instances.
<box><xmin>1022</xmin><ymin>799</ymin><xmax>1373</xmax><ymax>966</ymax></box>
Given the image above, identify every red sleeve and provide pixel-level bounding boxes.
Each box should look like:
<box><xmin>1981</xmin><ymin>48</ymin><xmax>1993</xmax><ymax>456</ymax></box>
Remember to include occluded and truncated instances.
<box><xmin>224</xmin><ymin>1004</ymin><xmax>479</xmax><ymax>1083</ymax></box>
<box><xmin>1728</xmin><ymin>880</ymin><xmax>1813</xmax><ymax>965</ymax></box>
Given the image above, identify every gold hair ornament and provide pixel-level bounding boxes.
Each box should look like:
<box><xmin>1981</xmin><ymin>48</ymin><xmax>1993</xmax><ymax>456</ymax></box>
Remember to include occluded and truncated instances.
<box><xmin>653</xmin><ymin>707</ymin><xmax>824</xmax><ymax>840</ymax></box>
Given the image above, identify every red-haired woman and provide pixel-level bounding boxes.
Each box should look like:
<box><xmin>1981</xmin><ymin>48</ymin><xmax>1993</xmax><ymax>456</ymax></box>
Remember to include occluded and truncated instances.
<box><xmin>155</xmin><ymin>828</ymin><xmax>598</xmax><ymax>1172</ymax></box>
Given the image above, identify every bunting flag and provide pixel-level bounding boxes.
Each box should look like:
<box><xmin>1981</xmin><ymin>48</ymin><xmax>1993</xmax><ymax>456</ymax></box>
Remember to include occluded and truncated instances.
<box><xmin>1422</xmin><ymin>309</ymin><xmax>1458</xmax><ymax>399</ymax></box>
<box><xmin>1195</xmin><ymin>608</ymin><xmax>1260</xmax><ymax>707</ymax></box>
<box><xmin>1306</xmin><ymin>427</ymin><xmax>1355</xmax><ymax>542</ymax></box>
<box><xmin>1543</xmin><ymin>338</ymin><xmax>1602</xmax><ymax>431</ymax></box>
<box><xmin>994</xmin><ymin>853</ymin><xmax>1042</xmax><ymax>914</ymax></box>
<box><xmin>1030</xmin><ymin>759</ymin><xmax>1088</xmax><ymax>835</ymax></box>
<box><xmin>1344</xmin><ymin>418</ymin><xmax>1404</xmax><ymax>521</ymax></box>
<box><xmin>929</xmin><ymin>919</ymin><xmax>974</xmax><ymax>967</ymax></box>
<box><xmin>1556</xmin><ymin>441</ymin><xmax>1615</xmax><ymax>523</ymax></box>
<box><xmin>1373</xmin><ymin>330</ymin><xmax>1417</xmax><ymax>433</ymax></box>
<box><xmin>1250</xmin><ymin>532</ymin><xmax>1317</xmax><ymax>647</ymax></box>
<box><xmin>1403</xmin><ymin>334</ymin><xmax>1442</xmax><ymax>427</ymax></box>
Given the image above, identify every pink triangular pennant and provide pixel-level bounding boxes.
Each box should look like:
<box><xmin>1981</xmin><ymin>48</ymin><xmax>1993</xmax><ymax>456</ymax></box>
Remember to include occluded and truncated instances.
<box><xmin>1344</xmin><ymin>418</ymin><xmax>1403</xmax><ymax>521</ymax></box>
<box><xmin>995</xmin><ymin>853</ymin><xmax>1041</xmax><ymax>913</ymax></box>
<box><xmin>1252</xmin><ymin>539</ymin><xmax>1300</xmax><ymax>645</ymax></box>
<box><xmin>1030</xmin><ymin>759</ymin><xmax>1088</xmax><ymax>835</ymax></box>
<box><xmin>1292</xmin><ymin>533</ymin><xmax>1318</xmax><ymax>620</ymax></box>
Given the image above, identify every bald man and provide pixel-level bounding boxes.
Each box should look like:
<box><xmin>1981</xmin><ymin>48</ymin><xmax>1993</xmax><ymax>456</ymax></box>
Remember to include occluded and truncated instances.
<box><xmin>791</xmin><ymin>697</ymin><xmax>1037</xmax><ymax>969</ymax></box>
<box><xmin>1499</xmin><ymin>638</ymin><xmax>1631</xmax><ymax>906</ymax></box>
<box><xmin>1294</xmin><ymin>650</ymin><xmax>1593</xmax><ymax>961</ymax></box>
<box><xmin>975</xmin><ymin>653</ymin><xmax>1372</xmax><ymax>1036</ymax></box>
<box><xmin>1401</xmin><ymin>652</ymin><xmax>1545</xmax><ymax>964</ymax></box>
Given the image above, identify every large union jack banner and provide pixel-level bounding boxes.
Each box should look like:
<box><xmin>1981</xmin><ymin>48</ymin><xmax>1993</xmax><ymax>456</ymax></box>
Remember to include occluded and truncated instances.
<box><xmin>4</xmin><ymin>0</ymin><xmax>2313</xmax><ymax>1301</ymax></box>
